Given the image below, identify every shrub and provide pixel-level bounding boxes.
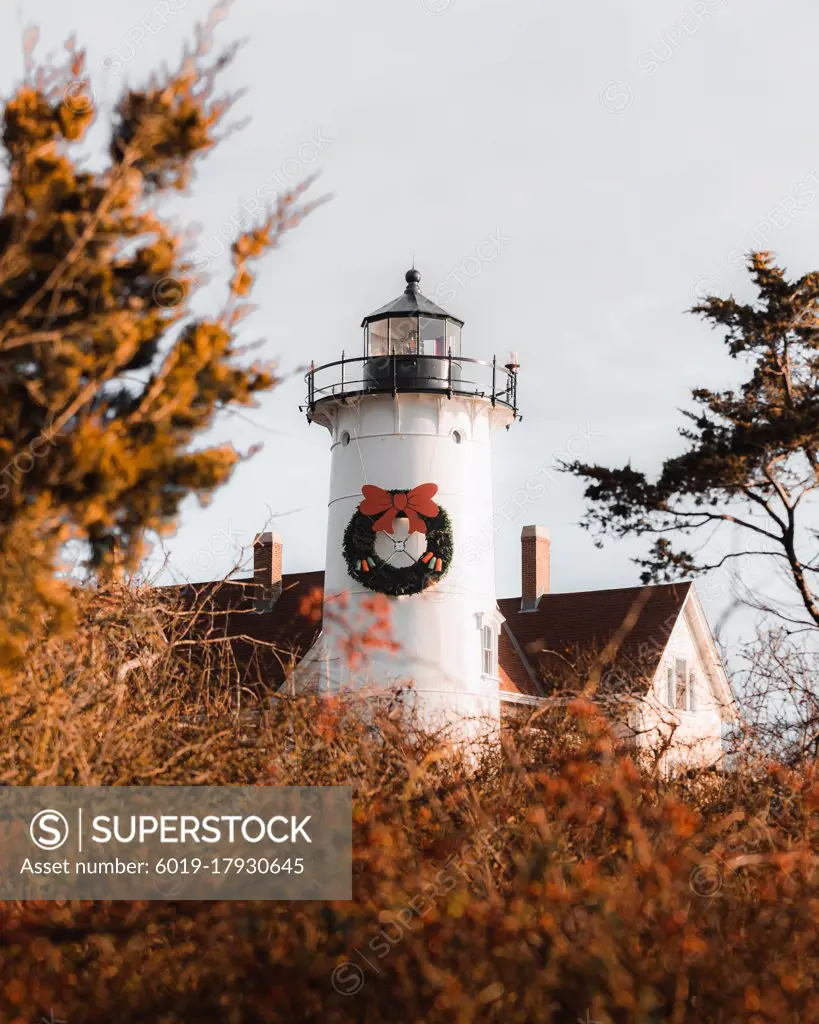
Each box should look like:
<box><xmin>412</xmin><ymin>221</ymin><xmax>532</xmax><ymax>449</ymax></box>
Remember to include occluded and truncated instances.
<box><xmin>1</xmin><ymin>583</ymin><xmax>817</xmax><ymax>1024</ymax></box>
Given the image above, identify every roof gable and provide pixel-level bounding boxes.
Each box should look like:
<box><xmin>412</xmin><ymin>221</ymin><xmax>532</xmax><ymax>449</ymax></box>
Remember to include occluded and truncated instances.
<box><xmin>498</xmin><ymin>583</ymin><xmax>692</xmax><ymax>697</ymax></box>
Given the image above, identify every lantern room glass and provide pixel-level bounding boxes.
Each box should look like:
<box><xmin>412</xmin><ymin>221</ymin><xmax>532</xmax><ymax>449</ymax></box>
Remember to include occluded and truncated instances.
<box><xmin>389</xmin><ymin>317</ymin><xmax>418</xmax><ymax>355</ymax></box>
<box><xmin>446</xmin><ymin>321</ymin><xmax>462</xmax><ymax>356</ymax></box>
<box><xmin>367</xmin><ymin>319</ymin><xmax>389</xmax><ymax>356</ymax></box>
<box><xmin>420</xmin><ymin>317</ymin><xmax>447</xmax><ymax>356</ymax></box>
<box><xmin>365</xmin><ymin>317</ymin><xmax>463</xmax><ymax>357</ymax></box>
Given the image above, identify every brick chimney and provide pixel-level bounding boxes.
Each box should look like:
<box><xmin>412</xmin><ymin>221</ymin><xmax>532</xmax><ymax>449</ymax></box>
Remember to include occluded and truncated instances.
<box><xmin>253</xmin><ymin>531</ymin><xmax>282</xmax><ymax>610</ymax></box>
<box><xmin>521</xmin><ymin>525</ymin><xmax>550</xmax><ymax>610</ymax></box>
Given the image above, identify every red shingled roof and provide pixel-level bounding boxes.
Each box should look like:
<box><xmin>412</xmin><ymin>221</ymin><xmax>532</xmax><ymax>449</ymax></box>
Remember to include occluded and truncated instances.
<box><xmin>498</xmin><ymin>582</ymin><xmax>692</xmax><ymax>697</ymax></box>
<box><xmin>165</xmin><ymin>573</ymin><xmax>689</xmax><ymax>700</ymax></box>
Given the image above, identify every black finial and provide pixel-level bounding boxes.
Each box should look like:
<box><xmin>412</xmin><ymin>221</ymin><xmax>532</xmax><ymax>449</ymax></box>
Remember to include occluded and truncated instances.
<box><xmin>405</xmin><ymin>267</ymin><xmax>421</xmax><ymax>292</ymax></box>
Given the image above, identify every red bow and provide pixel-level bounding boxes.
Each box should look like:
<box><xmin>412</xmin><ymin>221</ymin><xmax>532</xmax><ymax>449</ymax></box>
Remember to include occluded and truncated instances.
<box><xmin>359</xmin><ymin>483</ymin><xmax>439</xmax><ymax>535</ymax></box>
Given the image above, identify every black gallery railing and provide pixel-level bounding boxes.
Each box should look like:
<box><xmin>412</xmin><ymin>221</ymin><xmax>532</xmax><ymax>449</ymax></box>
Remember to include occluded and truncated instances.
<box><xmin>304</xmin><ymin>354</ymin><xmax>518</xmax><ymax>415</ymax></box>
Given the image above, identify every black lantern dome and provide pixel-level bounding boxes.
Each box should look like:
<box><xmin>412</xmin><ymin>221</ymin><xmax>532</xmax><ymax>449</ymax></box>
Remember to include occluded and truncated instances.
<box><xmin>361</xmin><ymin>269</ymin><xmax>463</xmax><ymax>359</ymax></box>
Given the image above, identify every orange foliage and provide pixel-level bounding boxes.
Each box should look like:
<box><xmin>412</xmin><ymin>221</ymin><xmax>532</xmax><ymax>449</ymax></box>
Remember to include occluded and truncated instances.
<box><xmin>0</xmin><ymin>26</ymin><xmax>322</xmax><ymax>674</ymax></box>
<box><xmin>0</xmin><ymin>587</ymin><xmax>817</xmax><ymax>1024</ymax></box>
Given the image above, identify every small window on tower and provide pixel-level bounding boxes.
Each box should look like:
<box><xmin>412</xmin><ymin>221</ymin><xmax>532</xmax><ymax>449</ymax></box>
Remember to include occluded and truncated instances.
<box><xmin>482</xmin><ymin>625</ymin><xmax>497</xmax><ymax>678</ymax></box>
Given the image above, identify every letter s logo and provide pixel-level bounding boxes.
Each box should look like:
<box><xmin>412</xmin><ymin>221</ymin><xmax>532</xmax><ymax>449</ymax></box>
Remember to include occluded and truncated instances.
<box><xmin>30</xmin><ymin>809</ymin><xmax>69</xmax><ymax>850</ymax></box>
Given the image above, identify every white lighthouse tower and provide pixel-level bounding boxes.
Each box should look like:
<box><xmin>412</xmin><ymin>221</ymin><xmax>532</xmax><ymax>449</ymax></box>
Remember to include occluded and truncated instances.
<box><xmin>302</xmin><ymin>268</ymin><xmax>519</xmax><ymax>737</ymax></box>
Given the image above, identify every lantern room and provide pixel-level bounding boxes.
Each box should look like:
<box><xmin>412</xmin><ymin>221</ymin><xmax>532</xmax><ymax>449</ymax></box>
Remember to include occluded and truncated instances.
<box><xmin>363</xmin><ymin>268</ymin><xmax>463</xmax><ymax>357</ymax></box>
<box><xmin>303</xmin><ymin>268</ymin><xmax>519</xmax><ymax>417</ymax></box>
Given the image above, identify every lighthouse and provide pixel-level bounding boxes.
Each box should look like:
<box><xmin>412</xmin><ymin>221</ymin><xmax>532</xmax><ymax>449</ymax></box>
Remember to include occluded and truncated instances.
<box><xmin>301</xmin><ymin>268</ymin><xmax>519</xmax><ymax>736</ymax></box>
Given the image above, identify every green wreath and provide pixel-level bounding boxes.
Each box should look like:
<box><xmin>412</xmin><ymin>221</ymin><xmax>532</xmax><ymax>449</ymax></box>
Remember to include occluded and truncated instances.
<box><xmin>343</xmin><ymin>490</ymin><xmax>453</xmax><ymax>597</ymax></box>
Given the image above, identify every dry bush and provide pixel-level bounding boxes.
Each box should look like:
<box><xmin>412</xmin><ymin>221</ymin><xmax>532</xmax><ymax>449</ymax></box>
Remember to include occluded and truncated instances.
<box><xmin>1</xmin><ymin>583</ymin><xmax>818</xmax><ymax>1024</ymax></box>
<box><xmin>726</xmin><ymin>627</ymin><xmax>819</xmax><ymax>766</ymax></box>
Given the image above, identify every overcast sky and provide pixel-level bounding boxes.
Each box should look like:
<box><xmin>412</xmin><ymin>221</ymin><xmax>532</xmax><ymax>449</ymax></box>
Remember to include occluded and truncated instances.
<box><xmin>3</xmin><ymin>0</ymin><xmax>818</xmax><ymax>648</ymax></box>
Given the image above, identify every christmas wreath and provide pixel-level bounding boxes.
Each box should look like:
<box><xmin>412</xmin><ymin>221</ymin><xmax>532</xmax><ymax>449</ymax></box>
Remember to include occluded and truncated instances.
<box><xmin>343</xmin><ymin>483</ymin><xmax>453</xmax><ymax>597</ymax></box>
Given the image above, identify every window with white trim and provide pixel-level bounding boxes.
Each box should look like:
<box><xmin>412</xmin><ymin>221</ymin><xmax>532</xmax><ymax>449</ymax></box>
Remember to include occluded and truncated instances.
<box><xmin>481</xmin><ymin>624</ymin><xmax>497</xmax><ymax>678</ymax></box>
<box><xmin>675</xmin><ymin>658</ymin><xmax>688</xmax><ymax>709</ymax></box>
<box><xmin>664</xmin><ymin>658</ymin><xmax>698</xmax><ymax>710</ymax></box>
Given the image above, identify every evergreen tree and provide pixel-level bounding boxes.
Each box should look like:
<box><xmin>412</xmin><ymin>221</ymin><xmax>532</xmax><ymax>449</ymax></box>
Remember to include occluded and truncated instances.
<box><xmin>566</xmin><ymin>253</ymin><xmax>819</xmax><ymax>630</ymax></box>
